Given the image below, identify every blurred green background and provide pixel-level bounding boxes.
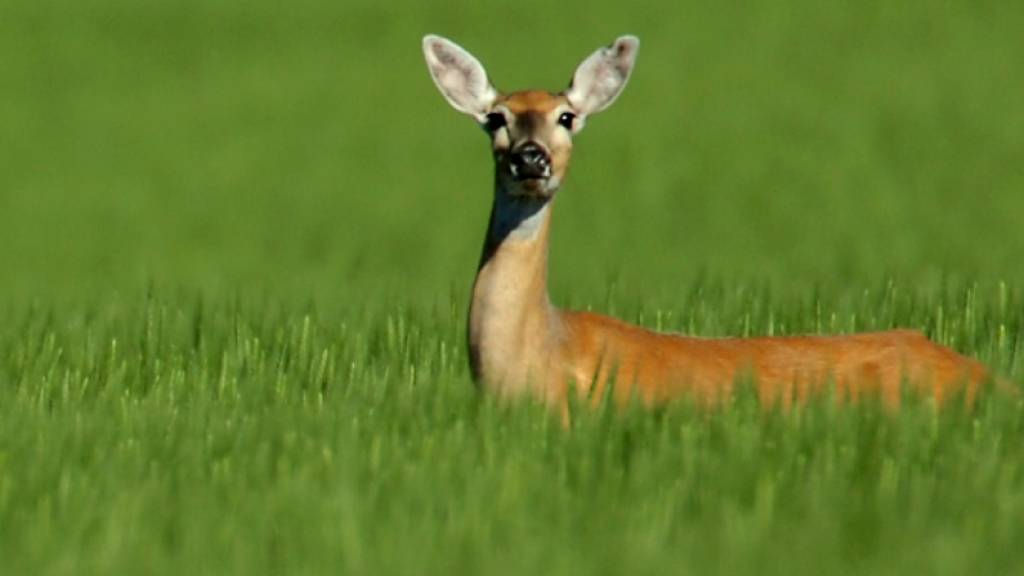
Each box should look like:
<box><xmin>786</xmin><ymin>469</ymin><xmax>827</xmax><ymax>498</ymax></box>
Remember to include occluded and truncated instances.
<box><xmin>3</xmin><ymin>3</ymin><xmax>1024</xmax><ymax>575</ymax></box>
<box><xmin>2</xmin><ymin>0</ymin><xmax>1021</xmax><ymax>307</ymax></box>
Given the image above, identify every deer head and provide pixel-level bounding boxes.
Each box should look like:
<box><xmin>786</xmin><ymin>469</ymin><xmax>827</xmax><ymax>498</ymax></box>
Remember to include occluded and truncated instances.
<box><xmin>423</xmin><ymin>34</ymin><xmax>639</xmax><ymax>199</ymax></box>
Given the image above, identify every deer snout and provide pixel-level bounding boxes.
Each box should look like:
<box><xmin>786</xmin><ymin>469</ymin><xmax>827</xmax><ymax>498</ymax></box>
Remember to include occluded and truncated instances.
<box><xmin>509</xmin><ymin>143</ymin><xmax>551</xmax><ymax>180</ymax></box>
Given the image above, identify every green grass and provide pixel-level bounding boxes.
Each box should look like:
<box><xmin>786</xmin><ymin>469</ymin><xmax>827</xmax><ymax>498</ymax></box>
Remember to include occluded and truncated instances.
<box><xmin>1</xmin><ymin>0</ymin><xmax>1023</xmax><ymax>574</ymax></box>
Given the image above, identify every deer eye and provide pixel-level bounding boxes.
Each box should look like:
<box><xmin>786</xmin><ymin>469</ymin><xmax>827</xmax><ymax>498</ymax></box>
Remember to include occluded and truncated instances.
<box><xmin>557</xmin><ymin>112</ymin><xmax>576</xmax><ymax>130</ymax></box>
<box><xmin>483</xmin><ymin>112</ymin><xmax>507</xmax><ymax>132</ymax></box>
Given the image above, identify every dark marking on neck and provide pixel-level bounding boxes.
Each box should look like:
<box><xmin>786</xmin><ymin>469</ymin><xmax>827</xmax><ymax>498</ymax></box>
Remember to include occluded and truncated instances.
<box><xmin>477</xmin><ymin>183</ymin><xmax>550</xmax><ymax>270</ymax></box>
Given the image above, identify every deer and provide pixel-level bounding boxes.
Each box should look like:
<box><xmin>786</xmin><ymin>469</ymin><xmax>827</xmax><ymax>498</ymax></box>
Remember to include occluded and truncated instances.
<box><xmin>421</xmin><ymin>33</ymin><xmax>1003</xmax><ymax>416</ymax></box>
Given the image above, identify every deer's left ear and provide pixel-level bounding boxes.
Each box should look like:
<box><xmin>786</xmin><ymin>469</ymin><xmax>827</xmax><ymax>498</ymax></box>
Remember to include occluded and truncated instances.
<box><xmin>566</xmin><ymin>36</ymin><xmax>639</xmax><ymax>117</ymax></box>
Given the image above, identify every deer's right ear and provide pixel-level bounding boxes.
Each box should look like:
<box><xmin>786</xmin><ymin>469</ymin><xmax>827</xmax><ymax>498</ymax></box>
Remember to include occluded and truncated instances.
<box><xmin>423</xmin><ymin>35</ymin><xmax>497</xmax><ymax>121</ymax></box>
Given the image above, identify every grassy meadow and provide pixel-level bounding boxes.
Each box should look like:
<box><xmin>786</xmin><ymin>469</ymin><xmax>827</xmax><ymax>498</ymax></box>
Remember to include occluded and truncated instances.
<box><xmin>2</xmin><ymin>0</ymin><xmax>1024</xmax><ymax>574</ymax></box>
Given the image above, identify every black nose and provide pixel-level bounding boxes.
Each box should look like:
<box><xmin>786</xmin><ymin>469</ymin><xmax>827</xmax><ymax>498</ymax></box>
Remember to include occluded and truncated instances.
<box><xmin>510</xmin><ymin>143</ymin><xmax>551</xmax><ymax>180</ymax></box>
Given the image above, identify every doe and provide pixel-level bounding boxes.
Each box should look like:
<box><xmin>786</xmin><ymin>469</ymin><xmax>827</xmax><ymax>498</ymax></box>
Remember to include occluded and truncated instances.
<box><xmin>422</xmin><ymin>34</ymin><xmax>996</xmax><ymax>413</ymax></box>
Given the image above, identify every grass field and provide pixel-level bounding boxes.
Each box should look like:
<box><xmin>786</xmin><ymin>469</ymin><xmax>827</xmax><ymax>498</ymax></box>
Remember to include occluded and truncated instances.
<box><xmin>2</xmin><ymin>1</ymin><xmax>1024</xmax><ymax>574</ymax></box>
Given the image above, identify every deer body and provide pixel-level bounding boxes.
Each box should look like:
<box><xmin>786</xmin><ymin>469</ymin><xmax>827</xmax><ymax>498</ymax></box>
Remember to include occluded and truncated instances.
<box><xmin>424</xmin><ymin>35</ymin><xmax>991</xmax><ymax>411</ymax></box>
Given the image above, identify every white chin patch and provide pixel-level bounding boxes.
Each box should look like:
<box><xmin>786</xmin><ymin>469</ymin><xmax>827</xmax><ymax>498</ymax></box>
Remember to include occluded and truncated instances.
<box><xmin>508</xmin><ymin>165</ymin><xmax>552</xmax><ymax>181</ymax></box>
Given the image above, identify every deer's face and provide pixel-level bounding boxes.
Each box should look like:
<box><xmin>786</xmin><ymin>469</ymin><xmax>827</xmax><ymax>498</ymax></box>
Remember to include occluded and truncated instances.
<box><xmin>485</xmin><ymin>91</ymin><xmax>575</xmax><ymax>197</ymax></box>
<box><xmin>423</xmin><ymin>35</ymin><xmax>638</xmax><ymax>200</ymax></box>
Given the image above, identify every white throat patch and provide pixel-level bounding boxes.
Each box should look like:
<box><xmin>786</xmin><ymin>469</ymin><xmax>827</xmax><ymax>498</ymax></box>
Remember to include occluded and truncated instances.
<box><xmin>508</xmin><ymin>203</ymin><xmax>549</xmax><ymax>240</ymax></box>
<box><xmin>491</xmin><ymin>194</ymin><xmax>551</xmax><ymax>242</ymax></box>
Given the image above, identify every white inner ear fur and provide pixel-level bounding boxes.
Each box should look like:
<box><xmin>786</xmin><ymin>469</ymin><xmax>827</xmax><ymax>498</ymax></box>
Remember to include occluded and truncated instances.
<box><xmin>566</xmin><ymin>36</ymin><xmax>639</xmax><ymax>117</ymax></box>
<box><xmin>423</xmin><ymin>35</ymin><xmax>497</xmax><ymax>121</ymax></box>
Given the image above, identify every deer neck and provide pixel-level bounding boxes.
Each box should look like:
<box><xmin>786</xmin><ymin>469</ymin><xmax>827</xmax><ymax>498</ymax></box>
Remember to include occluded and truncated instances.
<box><xmin>468</xmin><ymin>181</ymin><xmax>562</xmax><ymax>396</ymax></box>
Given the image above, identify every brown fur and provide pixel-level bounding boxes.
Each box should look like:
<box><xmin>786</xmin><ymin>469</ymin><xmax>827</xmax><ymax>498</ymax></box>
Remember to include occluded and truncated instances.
<box><xmin>469</xmin><ymin>204</ymin><xmax>992</xmax><ymax>416</ymax></box>
<box><xmin>499</xmin><ymin>90</ymin><xmax>565</xmax><ymax>114</ymax></box>
<box><xmin>421</xmin><ymin>41</ymin><xmax>1004</xmax><ymax>417</ymax></box>
<box><xmin>560</xmin><ymin>312</ymin><xmax>988</xmax><ymax>410</ymax></box>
